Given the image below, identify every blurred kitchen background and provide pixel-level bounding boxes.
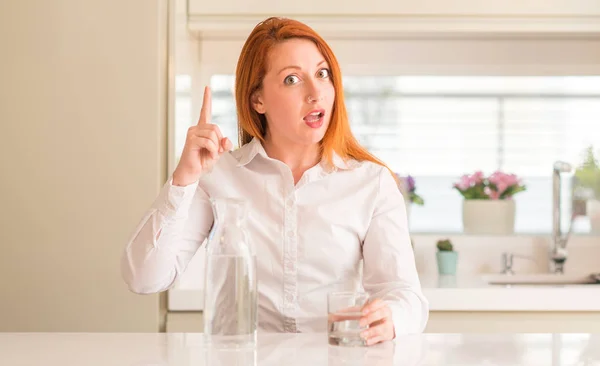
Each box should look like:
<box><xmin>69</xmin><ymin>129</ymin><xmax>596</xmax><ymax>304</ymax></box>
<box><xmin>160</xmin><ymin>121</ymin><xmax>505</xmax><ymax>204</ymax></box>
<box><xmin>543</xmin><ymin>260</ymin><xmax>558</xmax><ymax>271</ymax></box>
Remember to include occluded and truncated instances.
<box><xmin>1</xmin><ymin>0</ymin><xmax>599</xmax><ymax>335</ymax></box>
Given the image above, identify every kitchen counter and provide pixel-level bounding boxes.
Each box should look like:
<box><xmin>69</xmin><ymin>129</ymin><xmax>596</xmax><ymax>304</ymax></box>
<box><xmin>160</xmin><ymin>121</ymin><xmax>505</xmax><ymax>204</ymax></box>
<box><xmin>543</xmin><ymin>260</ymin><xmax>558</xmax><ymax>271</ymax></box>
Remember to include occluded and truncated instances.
<box><xmin>421</xmin><ymin>274</ymin><xmax>600</xmax><ymax>311</ymax></box>
<box><xmin>2</xmin><ymin>332</ymin><xmax>600</xmax><ymax>365</ymax></box>
<box><xmin>168</xmin><ymin>275</ymin><xmax>600</xmax><ymax>312</ymax></box>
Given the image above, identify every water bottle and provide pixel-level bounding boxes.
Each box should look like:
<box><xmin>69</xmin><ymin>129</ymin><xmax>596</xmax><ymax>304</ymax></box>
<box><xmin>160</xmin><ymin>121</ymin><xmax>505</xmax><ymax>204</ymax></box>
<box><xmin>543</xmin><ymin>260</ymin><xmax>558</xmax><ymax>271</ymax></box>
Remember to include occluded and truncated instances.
<box><xmin>203</xmin><ymin>198</ymin><xmax>257</xmax><ymax>348</ymax></box>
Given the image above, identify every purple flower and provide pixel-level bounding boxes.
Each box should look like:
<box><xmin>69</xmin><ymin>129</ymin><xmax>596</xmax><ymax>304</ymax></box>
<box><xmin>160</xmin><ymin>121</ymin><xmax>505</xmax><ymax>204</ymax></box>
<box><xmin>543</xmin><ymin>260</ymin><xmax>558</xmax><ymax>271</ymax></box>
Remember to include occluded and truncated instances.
<box><xmin>393</xmin><ymin>173</ymin><xmax>424</xmax><ymax>205</ymax></box>
<box><xmin>406</xmin><ymin>175</ymin><xmax>416</xmax><ymax>192</ymax></box>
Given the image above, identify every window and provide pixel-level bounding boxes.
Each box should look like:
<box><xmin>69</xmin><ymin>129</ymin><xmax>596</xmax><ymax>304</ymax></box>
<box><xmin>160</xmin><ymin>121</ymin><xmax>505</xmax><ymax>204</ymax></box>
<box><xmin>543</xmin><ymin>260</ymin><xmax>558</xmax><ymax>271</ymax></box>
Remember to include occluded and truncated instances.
<box><xmin>174</xmin><ymin>75</ymin><xmax>193</xmax><ymax>161</ymax></box>
<box><xmin>174</xmin><ymin>74</ymin><xmax>600</xmax><ymax>234</ymax></box>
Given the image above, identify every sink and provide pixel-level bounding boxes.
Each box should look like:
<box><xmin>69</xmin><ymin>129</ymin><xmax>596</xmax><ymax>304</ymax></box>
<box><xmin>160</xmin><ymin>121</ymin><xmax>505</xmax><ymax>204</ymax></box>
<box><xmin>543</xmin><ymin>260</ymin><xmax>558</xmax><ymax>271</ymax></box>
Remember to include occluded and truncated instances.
<box><xmin>482</xmin><ymin>273</ymin><xmax>600</xmax><ymax>285</ymax></box>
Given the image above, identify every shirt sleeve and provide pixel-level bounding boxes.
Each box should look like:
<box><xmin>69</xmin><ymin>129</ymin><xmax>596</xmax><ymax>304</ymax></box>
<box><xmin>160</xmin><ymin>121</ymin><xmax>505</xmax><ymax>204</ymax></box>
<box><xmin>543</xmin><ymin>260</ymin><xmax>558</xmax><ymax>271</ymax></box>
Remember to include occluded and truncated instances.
<box><xmin>361</xmin><ymin>166</ymin><xmax>430</xmax><ymax>336</ymax></box>
<box><xmin>120</xmin><ymin>176</ymin><xmax>213</xmax><ymax>294</ymax></box>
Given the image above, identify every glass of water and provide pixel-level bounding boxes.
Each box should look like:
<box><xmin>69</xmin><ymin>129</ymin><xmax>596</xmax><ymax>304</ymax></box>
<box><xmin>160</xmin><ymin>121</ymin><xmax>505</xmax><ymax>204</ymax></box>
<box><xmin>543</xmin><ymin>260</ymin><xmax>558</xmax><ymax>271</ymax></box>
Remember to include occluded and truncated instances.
<box><xmin>327</xmin><ymin>291</ymin><xmax>369</xmax><ymax>347</ymax></box>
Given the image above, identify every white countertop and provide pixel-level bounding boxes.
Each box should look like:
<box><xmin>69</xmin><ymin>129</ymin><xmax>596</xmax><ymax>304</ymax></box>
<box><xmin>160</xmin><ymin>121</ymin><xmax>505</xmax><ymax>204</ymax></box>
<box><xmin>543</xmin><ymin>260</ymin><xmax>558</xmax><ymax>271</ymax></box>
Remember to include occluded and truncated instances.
<box><xmin>2</xmin><ymin>332</ymin><xmax>600</xmax><ymax>365</ymax></box>
<box><xmin>420</xmin><ymin>274</ymin><xmax>600</xmax><ymax>311</ymax></box>
<box><xmin>168</xmin><ymin>275</ymin><xmax>600</xmax><ymax>312</ymax></box>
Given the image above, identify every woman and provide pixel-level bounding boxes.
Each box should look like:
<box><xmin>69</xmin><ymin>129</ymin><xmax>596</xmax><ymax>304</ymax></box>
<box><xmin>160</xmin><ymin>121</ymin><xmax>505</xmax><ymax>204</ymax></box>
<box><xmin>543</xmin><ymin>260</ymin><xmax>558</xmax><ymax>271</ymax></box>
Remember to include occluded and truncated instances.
<box><xmin>121</xmin><ymin>17</ymin><xmax>428</xmax><ymax>345</ymax></box>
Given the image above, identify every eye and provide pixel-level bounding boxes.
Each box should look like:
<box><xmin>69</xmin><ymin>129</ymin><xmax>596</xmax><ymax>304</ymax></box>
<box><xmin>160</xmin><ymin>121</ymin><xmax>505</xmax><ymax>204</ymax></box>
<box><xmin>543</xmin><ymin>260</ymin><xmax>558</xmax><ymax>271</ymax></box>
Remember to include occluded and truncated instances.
<box><xmin>317</xmin><ymin>68</ymin><xmax>330</xmax><ymax>79</ymax></box>
<box><xmin>284</xmin><ymin>75</ymin><xmax>300</xmax><ymax>85</ymax></box>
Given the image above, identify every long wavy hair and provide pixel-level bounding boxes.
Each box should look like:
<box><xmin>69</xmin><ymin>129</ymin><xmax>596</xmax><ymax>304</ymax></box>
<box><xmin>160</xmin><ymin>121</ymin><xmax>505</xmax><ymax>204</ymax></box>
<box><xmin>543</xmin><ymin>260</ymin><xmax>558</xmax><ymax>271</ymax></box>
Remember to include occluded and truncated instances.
<box><xmin>234</xmin><ymin>17</ymin><xmax>388</xmax><ymax>170</ymax></box>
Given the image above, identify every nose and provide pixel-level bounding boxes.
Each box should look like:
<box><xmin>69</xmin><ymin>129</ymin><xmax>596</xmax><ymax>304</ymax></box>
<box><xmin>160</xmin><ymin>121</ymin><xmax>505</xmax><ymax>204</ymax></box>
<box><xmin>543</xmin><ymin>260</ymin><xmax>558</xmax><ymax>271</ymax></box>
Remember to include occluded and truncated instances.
<box><xmin>307</xmin><ymin>95</ymin><xmax>324</xmax><ymax>103</ymax></box>
<box><xmin>305</xmin><ymin>80</ymin><xmax>323</xmax><ymax>103</ymax></box>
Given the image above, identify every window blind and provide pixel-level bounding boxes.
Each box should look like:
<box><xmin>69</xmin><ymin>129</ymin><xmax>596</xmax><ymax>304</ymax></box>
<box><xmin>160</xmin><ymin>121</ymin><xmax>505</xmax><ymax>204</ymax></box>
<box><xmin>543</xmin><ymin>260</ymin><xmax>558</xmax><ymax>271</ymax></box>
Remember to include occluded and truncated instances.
<box><xmin>174</xmin><ymin>75</ymin><xmax>600</xmax><ymax>234</ymax></box>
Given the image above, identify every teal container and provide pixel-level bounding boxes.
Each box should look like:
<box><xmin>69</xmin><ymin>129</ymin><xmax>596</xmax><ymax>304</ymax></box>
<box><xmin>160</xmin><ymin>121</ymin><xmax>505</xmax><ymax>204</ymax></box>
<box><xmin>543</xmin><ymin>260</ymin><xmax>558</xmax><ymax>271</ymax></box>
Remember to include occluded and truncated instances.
<box><xmin>436</xmin><ymin>251</ymin><xmax>458</xmax><ymax>275</ymax></box>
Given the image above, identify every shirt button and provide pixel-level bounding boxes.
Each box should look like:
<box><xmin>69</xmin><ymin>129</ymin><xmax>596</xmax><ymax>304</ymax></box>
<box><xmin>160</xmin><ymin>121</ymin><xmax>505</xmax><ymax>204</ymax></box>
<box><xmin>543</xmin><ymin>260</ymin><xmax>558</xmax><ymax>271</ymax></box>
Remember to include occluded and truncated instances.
<box><xmin>287</xmin><ymin>230</ymin><xmax>295</xmax><ymax>238</ymax></box>
<box><xmin>287</xmin><ymin>198</ymin><xmax>295</xmax><ymax>206</ymax></box>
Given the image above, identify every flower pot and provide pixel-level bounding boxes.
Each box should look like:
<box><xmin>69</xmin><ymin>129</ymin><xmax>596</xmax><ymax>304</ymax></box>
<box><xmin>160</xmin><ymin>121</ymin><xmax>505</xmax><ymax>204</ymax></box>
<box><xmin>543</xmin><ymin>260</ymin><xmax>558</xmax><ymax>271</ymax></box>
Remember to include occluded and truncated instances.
<box><xmin>462</xmin><ymin>199</ymin><xmax>516</xmax><ymax>235</ymax></box>
<box><xmin>436</xmin><ymin>251</ymin><xmax>458</xmax><ymax>275</ymax></box>
<box><xmin>588</xmin><ymin>199</ymin><xmax>600</xmax><ymax>234</ymax></box>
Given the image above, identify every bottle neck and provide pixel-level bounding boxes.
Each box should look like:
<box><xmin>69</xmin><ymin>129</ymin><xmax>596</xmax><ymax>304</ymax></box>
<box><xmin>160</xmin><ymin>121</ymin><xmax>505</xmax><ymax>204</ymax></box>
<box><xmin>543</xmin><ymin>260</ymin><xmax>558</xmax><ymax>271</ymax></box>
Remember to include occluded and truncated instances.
<box><xmin>212</xmin><ymin>198</ymin><xmax>247</xmax><ymax>227</ymax></box>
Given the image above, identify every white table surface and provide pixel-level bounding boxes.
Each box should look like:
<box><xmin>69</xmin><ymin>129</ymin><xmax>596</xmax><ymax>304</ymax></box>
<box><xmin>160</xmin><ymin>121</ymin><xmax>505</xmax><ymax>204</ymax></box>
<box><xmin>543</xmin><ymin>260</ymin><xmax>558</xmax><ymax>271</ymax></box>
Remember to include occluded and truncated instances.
<box><xmin>2</xmin><ymin>332</ymin><xmax>600</xmax><ymax>365</ymax></box>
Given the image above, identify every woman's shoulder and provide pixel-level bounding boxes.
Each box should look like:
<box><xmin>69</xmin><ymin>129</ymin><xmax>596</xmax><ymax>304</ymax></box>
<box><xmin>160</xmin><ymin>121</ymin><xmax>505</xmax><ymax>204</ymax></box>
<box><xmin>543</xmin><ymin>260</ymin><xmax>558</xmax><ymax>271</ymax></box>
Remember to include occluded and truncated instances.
<box><xmin>340</xmin><ymin>157</ymin><xmax>388</xmax><ymax>173</ymax></box>
<box><xmin>333</xmin><ymin>158</ymin><xmax>391</xmax><ymax>183</ymax></box>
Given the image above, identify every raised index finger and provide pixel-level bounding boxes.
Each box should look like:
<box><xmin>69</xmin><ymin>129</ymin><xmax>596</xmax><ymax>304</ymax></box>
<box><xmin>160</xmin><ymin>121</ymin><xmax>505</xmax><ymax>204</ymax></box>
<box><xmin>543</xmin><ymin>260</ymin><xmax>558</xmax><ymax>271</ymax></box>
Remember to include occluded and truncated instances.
<box><xmin>198</xmin><ymin>86</ymin><xmax>211</xmax><ymax>125</ymax></box>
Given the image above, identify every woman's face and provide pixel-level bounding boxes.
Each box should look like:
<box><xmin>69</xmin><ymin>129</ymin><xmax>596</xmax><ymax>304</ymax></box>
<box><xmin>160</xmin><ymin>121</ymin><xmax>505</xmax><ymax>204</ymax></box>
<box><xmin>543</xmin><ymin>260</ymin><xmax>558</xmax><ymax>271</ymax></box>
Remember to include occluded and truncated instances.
<box><xmin>252</xmin><ymin>38</ymin><xmax>335</xmax><ymax>147</ymax></box>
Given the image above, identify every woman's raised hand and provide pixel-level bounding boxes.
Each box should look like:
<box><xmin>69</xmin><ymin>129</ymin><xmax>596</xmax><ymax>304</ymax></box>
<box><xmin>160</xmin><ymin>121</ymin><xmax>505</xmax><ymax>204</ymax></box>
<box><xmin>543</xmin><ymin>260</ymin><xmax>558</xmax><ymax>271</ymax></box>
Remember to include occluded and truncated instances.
<box><xmin>172</xmin><ymin>86</ymin><xmax>233</xmax><ymax>186</ymax></box>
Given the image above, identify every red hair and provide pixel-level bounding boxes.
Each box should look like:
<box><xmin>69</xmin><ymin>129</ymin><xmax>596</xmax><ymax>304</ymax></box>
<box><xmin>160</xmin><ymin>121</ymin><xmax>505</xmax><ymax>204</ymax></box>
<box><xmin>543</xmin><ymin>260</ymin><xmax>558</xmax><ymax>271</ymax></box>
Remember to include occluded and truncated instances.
<box><xmin>235</xmin><ymin>17</ymin><xmax>389</xmax><ymax>171</ymax></box>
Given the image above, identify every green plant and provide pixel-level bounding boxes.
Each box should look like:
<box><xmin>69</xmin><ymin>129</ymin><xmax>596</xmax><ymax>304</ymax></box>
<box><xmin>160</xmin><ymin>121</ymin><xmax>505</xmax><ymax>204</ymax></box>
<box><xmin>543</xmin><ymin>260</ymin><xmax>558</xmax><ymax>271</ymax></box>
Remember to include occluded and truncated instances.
<box><xmin>436</xmin><ymin>239</ymin><xmax>454</xmax><ymax>251</ymax></box>
<box><xmin>575</xmin><ymin>145</ymin><xmax>600</xmax><ymax>199</ymax></box>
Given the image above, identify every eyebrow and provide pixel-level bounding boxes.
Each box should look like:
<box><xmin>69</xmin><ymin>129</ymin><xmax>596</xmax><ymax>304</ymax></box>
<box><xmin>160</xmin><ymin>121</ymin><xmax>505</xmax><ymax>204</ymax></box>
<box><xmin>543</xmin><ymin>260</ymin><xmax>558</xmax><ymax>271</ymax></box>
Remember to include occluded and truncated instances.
<box><xmin>277</xmin><ymin>60</ymin><xmax>328</xmax><ymax>75</ymax></box>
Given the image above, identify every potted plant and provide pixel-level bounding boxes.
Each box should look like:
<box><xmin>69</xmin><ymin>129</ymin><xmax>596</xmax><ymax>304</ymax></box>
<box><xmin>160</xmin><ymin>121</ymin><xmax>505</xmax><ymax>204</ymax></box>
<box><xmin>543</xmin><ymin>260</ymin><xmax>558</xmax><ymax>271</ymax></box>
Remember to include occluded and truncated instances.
<box><xmin>574</xmin><ymin>146</ymin><xmax>600</xmax><ymax>233</ymax></box>
<box><xmin>453</xmin><ymin>171</ymin><xmax>526</xmax><ymax>234</ymax></box>
<box><xmin>436</xmin><ymin>239</ymin><xmax>458</xmax><ymax>275</ymax></box>
<box><xmin>394</xmin><ymin>173</ymin><xmax>424</xmax><ymax>223</ymax></box>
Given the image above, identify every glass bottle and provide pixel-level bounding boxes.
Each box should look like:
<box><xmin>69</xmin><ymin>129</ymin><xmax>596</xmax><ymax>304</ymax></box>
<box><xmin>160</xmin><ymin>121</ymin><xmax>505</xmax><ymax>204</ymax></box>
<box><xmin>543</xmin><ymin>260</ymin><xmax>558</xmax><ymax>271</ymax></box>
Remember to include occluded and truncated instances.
<box><xmin>203</xmin><ymin>198</ymin><xmax>257</xmax><ymax>348</ymax></box>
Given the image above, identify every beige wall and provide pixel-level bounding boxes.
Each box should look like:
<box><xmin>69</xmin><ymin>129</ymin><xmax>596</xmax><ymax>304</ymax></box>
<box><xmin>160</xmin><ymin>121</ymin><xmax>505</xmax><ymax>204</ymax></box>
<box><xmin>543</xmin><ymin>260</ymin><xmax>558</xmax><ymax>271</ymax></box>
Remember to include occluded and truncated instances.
<box><xmin>0</xmin><ymin>0</ymin><xmax>169</xmax><ymax>331</ymax></box>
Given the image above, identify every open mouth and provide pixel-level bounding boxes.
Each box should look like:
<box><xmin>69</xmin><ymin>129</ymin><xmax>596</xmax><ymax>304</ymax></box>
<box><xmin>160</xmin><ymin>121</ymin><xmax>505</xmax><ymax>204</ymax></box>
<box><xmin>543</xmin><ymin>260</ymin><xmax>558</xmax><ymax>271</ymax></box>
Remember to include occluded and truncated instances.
<box><xmin>303</xmin><ymin>109</ymin><xmax>325</xmax><ymax>128</ymax></box>
<box><xmin>303</xmin><ymin>110</ymin><xmax>324</xmax><ymax>122</ymax></box>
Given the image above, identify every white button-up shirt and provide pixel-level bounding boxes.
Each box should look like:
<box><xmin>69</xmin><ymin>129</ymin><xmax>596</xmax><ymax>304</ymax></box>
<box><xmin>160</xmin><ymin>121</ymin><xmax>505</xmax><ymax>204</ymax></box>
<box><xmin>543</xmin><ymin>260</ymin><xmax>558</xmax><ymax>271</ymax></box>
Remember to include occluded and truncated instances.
<box><xmin>121</xmin><ymin>138</ymin><xmax>429</xmax><ymax>335</ymax></box>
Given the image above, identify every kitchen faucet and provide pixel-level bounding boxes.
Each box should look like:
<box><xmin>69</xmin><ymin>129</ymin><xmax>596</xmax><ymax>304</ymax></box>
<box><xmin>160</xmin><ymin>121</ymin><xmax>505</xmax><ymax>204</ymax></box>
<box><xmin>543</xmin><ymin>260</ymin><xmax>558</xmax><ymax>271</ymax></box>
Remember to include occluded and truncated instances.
<box><xmin>551</xmin><ymin>161</ymin><xmax>573</xmax><ymax>274</ymax></box>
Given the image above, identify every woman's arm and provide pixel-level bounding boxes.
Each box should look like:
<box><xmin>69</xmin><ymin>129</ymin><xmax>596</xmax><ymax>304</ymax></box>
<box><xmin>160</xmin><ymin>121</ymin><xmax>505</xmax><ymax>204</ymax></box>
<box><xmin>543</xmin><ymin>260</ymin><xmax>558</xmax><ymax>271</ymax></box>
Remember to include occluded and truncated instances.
<box><xmin>120</xmin><ymin>177</ymin><xmax>213</xmax><ymax>294</ymax></box>
<box><xmin>361</xmin><ymin>166</ymin><xmax>429</xmax><ymax>339</ymax></box>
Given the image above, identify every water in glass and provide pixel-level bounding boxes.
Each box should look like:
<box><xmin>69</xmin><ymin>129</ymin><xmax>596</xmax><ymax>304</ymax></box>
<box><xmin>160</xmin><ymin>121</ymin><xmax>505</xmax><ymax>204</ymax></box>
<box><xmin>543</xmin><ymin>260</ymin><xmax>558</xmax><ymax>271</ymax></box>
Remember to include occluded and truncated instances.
<box><xmin>327</xmin><ymin>292</ymin><xmax>369</xmax><ymax>347</ymax></box>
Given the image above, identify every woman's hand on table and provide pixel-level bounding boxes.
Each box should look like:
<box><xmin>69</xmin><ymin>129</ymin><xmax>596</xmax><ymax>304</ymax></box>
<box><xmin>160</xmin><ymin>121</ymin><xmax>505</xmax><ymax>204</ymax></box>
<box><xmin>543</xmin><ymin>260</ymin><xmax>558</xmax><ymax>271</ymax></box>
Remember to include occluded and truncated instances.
<box><xmin>359</xmin><ymin>299</ymin><xmax>395</xmax><ymax>346</ymax></box>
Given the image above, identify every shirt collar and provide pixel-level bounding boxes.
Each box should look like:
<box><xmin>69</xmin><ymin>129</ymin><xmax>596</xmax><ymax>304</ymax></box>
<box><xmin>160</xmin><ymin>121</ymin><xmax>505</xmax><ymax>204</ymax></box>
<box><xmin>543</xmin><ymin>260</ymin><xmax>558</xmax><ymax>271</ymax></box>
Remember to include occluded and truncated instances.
<box><xmin>233</xmin><ymin>137</ymin><xmax>356</xmax><ymax>171</ymax></box>
<box><xmin>328</xmin><ymin>152</ymin><xmax>354</xmax><ymax>171</ymax></box>
<box><xmin>233</xmin><ymin>137</ymin><xmax>266</xmax><ymax>167</ymax></box>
